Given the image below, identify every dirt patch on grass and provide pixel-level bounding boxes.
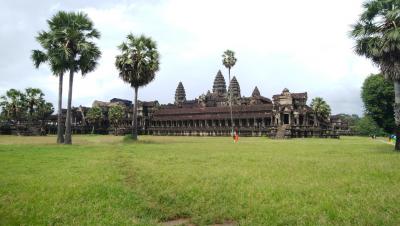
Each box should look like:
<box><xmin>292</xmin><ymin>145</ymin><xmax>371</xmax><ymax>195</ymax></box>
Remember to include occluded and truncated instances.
<box><xmin>160</xmin><ymin>218</ymin><xmax>193</xmax><ymax>226</ymax></box>
<box><xmin>159</xmin><ymin>218</ymin><xmax>237</xmax><ymax>226</ymax></box>
<box><xmin>210</xmin><ymin>220</ymin><xmax>237</xmax><ymax>226</ymax></box>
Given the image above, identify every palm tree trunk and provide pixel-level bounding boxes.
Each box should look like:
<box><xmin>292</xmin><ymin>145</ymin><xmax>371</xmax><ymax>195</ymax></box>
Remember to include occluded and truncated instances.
<box><xmin>132</xmin><ymin>87</ymin><xmax>139</xmax><ymax>140</ymax></box>
<box><xmin>228</xmin><ymin>67</ymin><xmax>233</xmax><ymax>135</ymax></box>
<box><xmin>394</xmin><ymin>81</ymin><xmax>400</xmax><ymax>151</ymax></box>
<box><xmin>57</xmin><ymin>73</ymin><xmax>64</xmax><ymax>144</ymax></box>
<box><xmin>64</xmin><ymin>70</ymin><xmax>74</xmax><ymax>145</ymax></box>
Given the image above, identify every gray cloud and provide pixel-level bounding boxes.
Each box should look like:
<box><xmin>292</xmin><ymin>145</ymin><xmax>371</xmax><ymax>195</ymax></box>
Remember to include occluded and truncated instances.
<box><xmin>0</xmin><ymin>0</ymin><xmax>378</xmax><ymax>116</ymax></box>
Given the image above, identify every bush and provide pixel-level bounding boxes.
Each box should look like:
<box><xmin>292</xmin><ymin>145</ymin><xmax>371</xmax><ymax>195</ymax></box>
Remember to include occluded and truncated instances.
<box><xmin>355</xmin><ymin>116</ymin><xmax>386</xmax><ymax>136</ymax></box>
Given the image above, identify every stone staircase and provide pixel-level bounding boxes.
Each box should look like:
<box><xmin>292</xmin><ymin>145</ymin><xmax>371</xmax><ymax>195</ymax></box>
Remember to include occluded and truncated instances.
<box><xmin>275</xmin><ymin>124</ymin><xmax>289</xmax><ymax>139</ymax></box>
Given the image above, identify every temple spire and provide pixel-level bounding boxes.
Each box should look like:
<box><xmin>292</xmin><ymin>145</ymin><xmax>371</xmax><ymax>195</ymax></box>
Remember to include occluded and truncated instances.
<box><xmin>228</xmin><ymin>76</ymin><xmax>241</xmax><ymax>98</ymax></box>
<box><xmin>212</xmin><ymin>70</ymin><xmax>227</xmax><ymax>95</ymax></box>
<box><xmin>252</xmin><ymin>86</ymin><xmax>261</xmax><ymax>97</ymax></box>
<box><xmin>175</xmin><ymin>82</ymin><xmax>186</xmax><ymax>104</ymax></box>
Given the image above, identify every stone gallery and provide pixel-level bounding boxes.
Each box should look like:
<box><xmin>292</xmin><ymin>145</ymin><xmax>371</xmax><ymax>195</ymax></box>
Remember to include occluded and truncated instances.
<box><xmin>148</xmin><ymin>70</ymin><xmax>335</xmax><ymax>138</ymax></box>
<box><xmin>1</xmin><ymin>70</ymin><xmax>337</xmax><ymax>138</ymax></box>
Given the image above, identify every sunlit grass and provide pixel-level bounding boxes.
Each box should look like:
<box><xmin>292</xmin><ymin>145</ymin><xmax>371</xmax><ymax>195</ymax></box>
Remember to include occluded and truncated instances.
<box><xmin>0</xmin><ymin>135</ymin><xmax>399</xmax><ymax>225</ymax></box>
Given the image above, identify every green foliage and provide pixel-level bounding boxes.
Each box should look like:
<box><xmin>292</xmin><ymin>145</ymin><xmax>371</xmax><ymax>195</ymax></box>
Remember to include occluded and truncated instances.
<box><xmin>115</xmin><ymin>34</ymin><xmax>160</xmax><ymax>89</ymax></box>
<box><xmin>0</xmin><ymin>136</ymin><xmax>399</xmax><ymax>225</ymax></box>
<box><xmin>310</xmin><ymin>97</ymin><xmax>331</xmax><ymax>120</ymax></box>
<box><xmin>43</xmin><ymin>11</ymin><xmax>101</xmax><ymax>75</ymax></box>
<box><xmin>86</xmin><ymin>107</ymin><xmax>103</xmax><ymax>134</ymax></box>
<box><xmin>222</xmin><ymin>49</ymin><xmax>237</xmax><ymax>70</ymax></box>
<box><xmin>350</xmin><ymin>0</ymin><xmax>400</xmax><ymax>80</ymax></box>
<box><xmin>355</xmin><ymin>115</ymin><xmax>385</xmax><ymax>136</ymax></box>
<box><xmin>25</xmin><ymin>88</ymin><xmax>45</xmax><ymax>120</ymax></box>
<box><xmin>109</xmin><ymin>105</ymin><xmax>125</xmax><ymax>128</ymax></box>
<box><xmin>361</xmin><ymin>73</ymin><xmax>395</xmax><ymax>133</ymax></box>
<box><xmin>0</xmin><ymin>89</ymin><xmax>27</xmax><ymax>121</ymax></box>
<box><xmin>0</xmin><ymin>88</ymin><xmax>53</xmax><ymax>122</ymax></box>
<box><xmin>35</xmin><ymin>102</ymin><xmax>54</xmax><ymax>120</ymax></box>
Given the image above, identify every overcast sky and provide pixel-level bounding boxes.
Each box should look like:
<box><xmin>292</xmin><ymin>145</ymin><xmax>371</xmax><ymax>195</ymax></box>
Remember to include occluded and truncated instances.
<box><xmin>0</xmin><ymin>0</ymin><xmax>378</xmax><ymax>115</ymax></box>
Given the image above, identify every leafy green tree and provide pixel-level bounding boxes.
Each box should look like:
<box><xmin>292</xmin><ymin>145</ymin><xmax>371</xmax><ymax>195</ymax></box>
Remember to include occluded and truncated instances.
<box><xmin>0</xmin><ymin>89</ymin><xmax>27</xmax><ymax>122</ymax></box>
<box><xmin>108</xmin><ymin>105</ymin><xmax>125</xmax><ymax>135</ymax></box>
<box><xmin>32</xmin><ymin>16</ymin><xmax>68</xmax><ymax>143</ymax></box>
<box><xmin>0</xmin><ymin>88</ymin><xmax>54</xmax><ymax>124</ymax></box>
<box><xmin>35</xmin><ymin>102</ymin><xmax>54</xmax><ymax>121</ymax></box>
<box><xmin>355</xmin><ymin>115</ymin><xmax>385</xmax><ymax>136</ymax></box>
<box><xmin>45</xmin><ymin>11</ymin><xmax>101</xmax><ymax>144</ymax></box>
<box><xmin>350</xmin><ymin>0</ymin><xmax>400</xmax><ymax>150</ymax></box>
<box><xmin>222</xmin><ymin>49</ymin><xmax>237</xmax><ymax>133</ymax></box>
<box><xmin>310</xmin><ymin>97</ymin><xmax>331</xmax><ymax>126</ymax></box>
<box><xmin>86</xmin><ymin>107</ymin><xmax>103</xmax><ymax>134</ymax></box>
<box><xmin>115</xmin><ymin>34</ymin><xmax>160</xmax><ymax>140</ymax></box>
<box><xmin>361</xmin><ymin>74</ymin><xmax>395</xmax><ymax>133</ymax></box>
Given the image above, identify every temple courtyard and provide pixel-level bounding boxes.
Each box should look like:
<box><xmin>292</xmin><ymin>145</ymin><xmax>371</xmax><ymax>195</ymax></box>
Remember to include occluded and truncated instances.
<box><xmin>0</xmin><ymin>135</ymin><xmax>399</xmax><ymax>225</ymax></box>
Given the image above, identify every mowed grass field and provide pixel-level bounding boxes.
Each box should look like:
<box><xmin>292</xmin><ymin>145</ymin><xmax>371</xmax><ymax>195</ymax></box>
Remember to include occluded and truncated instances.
<box><xmin>0</xmin><ymin>135</ymin><xmax>399</xmax><ymax>225</ymax></box>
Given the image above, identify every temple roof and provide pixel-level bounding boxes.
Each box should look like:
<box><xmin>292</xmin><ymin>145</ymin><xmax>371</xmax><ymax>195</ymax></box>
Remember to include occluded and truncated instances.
<box><xmin>153</xmin><ymin>104</ymin><xmax>273</xmax><ymax>120</ymax></box>
<box><xmin>212</xmin><ymin>70</ymin><xmax>227</xmax><ymax>95</ymax></box>
<box><xmin>139</xmin><ymin>101</ymin><xmax>159</xmax><ymax>107</ymax></box>
<box><xmin>228</xmin><ymin>76</ymin><xmax>241</xmax><ymax>98</ymax></box>
<box><xmin>272</xmin><ymin>92</ymin><xmax>307</xmax><ymax>100</ymax></box>
<box><xmin>110</xmin><ymin>98</ymin><xmax>132</xmax><ymax>107</ymax></box>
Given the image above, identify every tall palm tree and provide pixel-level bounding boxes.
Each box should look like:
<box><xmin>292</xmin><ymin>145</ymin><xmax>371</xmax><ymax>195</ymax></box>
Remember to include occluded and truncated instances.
<box><xmin>32</xmin><ymin>29</ymin><xmax>67</xmax><ymax>143</ymax></box>
<box><xmin>222</xmin><ymin>50</ymin><xmax>237</xmax><ymax>134</ymax></box>
<box><xmin>0</xmin><ymin>89</ymin><xmax>27</xmax><ymax>122</ymax></box>
<box><xmin>46</xmin><ymin>11</ymin><xmax>101</xmax><ymax>144</ymax></box>
<box><xmin>350</xmin><ymin>0</ymin><xmax>400</xmax><ymax>150</ymax></box>
<box><xmin>310</xmin><ymin>97</ymin><xmax>331</xmax><ymax>126</ymax></box>
<box><xmin>115</xmin><ymin>34</ymin><xmax>160</xmax><ymax>140</ymax></box>
<box><xmin>25</xmin><ymin>88</ymin><xmax>44</xmax><ymax>121</ymax></box>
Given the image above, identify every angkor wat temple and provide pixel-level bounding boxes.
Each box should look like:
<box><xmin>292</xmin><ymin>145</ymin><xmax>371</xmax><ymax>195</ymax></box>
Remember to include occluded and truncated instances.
<box><xmin>148</xmin><ymin>70</ymin><xmax>336</xmax><ymax>138</ymax></box>
<box><xmin>1</xmin><ymin>70</ymin><xmax>338</xmax><ymax>138</ymax></box>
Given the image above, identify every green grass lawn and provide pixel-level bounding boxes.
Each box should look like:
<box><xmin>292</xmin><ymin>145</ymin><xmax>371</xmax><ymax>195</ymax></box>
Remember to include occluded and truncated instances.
<box><xmin>0</xmin><ymin>135</ymin><xmax>399</xmax><ymax>225</ymax></box>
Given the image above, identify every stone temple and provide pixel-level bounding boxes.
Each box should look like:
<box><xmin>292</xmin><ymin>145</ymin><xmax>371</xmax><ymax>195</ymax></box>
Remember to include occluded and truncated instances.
<box><xmin>148</xmin><ymin>70</ymin><xmax>335</xmax><ymax>138</ymax></box>
<box><xmin>29</xmin><ymin>70</ymin><xmax>336</xmax><ymax>138</ymax></box>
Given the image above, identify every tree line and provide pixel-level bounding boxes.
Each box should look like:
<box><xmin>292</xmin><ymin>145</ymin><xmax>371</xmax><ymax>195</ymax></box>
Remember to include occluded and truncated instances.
<box><xmin>0</xmin><ymin>88</ymin><xmax>53</xmax><ymax>123</ymax></box>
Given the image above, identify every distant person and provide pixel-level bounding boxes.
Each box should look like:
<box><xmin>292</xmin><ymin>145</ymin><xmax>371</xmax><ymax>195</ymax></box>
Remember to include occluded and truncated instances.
<box><xmin>390</xmin><ymin>134</ymin><xmax>396</xmax><ymax>143</ymax></box>
<box><xmin>234</xmin><ymin>128</ymin><xmax>239</xmax><ymax>143</ymax></box>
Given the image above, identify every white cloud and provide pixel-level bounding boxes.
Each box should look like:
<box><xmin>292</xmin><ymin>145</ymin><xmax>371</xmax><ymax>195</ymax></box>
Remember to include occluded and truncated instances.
<box><xmin>0</xmin><ymin>0</ymin><xmax>380</xmax><ymax>115</ymax></box>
